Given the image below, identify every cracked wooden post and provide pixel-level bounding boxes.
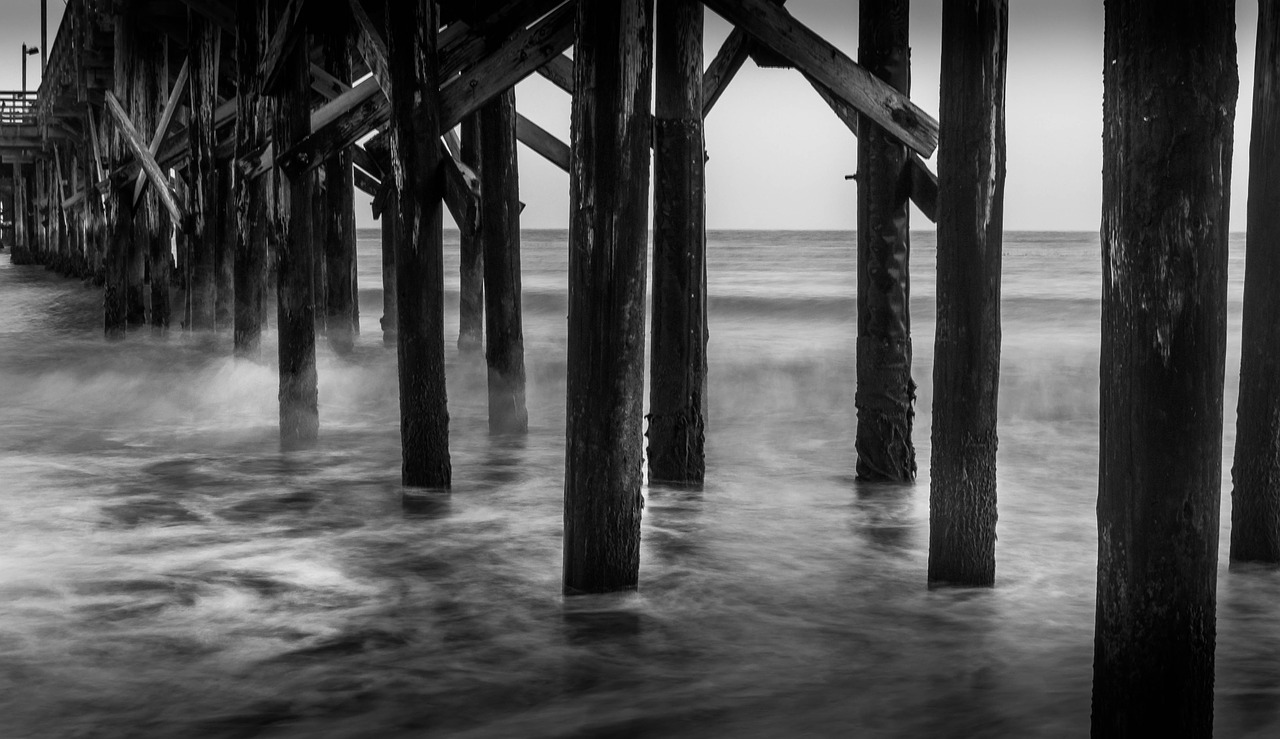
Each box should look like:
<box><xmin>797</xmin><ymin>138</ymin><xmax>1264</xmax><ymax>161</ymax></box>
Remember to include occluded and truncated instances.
<box><xmin>1231</xmin><ymin>1</ymin><xmax>1280</xmax><ymax>565</ymax></box>
<box><xmin>187</xmin><ymin>10</ymin><xmax>218</xmax><ymax>331</ymax></box>
<box><xmin>647</xmin><ymin>0</ymin><xmax>706</xmax><ymax>487</ymax></box>
<box><xmin>854</xmin><ymin>0</ymin><xmax>915</xmax><ymax>482</ymax></box>
<box><xmin>927</xmin><ymin>0</ymin><xmax>1007</xmax><ymax>587</ymax></box>
<box><xmin>271</xmin><ymin>9</ymin><xmax>320</xmax><ymax>449</ymax></box>
<box><xmin>1091</xmin><ymin>1</ymin><xmax>1236</xmax><ymax>735</ymax></box>
<box><xmin>234</xmin><ymin>0</ymin><xmax>271</xmax><ymax>357</ymax></box>
<box><xmin>388</xmin><ymin>0</ymin><xmax>451</xmax><ymax>489</ymax></box>
<box><xmin>458</xmin><ymin>115</ymin><xmax>484</xmax><ymax>353</ymax></box>
<box><xmin>478</xmin><ymin>89</ymin><xmax>528</xmax><ymax>435</ymax></box>
<box><xmin>563</xmin><ymin>0</ymin><xmax>655</xmax><ymax>595</ymax></box>
<box><xmin>320</xmin><ymin>19</ymin><xmax>358</xmax><ymax>355</ymax></box>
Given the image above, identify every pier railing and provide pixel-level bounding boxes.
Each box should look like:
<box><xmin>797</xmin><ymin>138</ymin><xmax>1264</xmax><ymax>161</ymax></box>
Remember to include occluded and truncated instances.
<box><xmin>0</xmin><ymin>92</ymin><xmax>37</xmax><ymax>126</ymax></box>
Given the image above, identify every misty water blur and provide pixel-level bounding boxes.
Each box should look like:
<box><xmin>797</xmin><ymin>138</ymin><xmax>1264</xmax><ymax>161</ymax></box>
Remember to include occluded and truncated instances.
<box><xmin>0</xmin><ymin>230</ymin><xmax>1277</xmax><ymax>738</ymax></box>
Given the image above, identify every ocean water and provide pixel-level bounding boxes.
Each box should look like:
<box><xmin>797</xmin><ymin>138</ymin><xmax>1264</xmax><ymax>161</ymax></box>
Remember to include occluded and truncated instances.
<box><xmin>0</xmin><ymin>229</ymin><xmax>1277</xmax><ymax>738</ymax></box>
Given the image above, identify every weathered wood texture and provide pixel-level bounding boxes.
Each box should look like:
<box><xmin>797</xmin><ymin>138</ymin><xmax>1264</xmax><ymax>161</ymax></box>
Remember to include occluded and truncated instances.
<box><xmin>389</xmin><ymin>0</ymin><xmax>451</xmax><ymax>489</ymax></box>
<box><xmin>563</xmin><ymin>0</ymin><xmax>654</xmax><ymax>594</ymax></box>
<box><xmin>271</xmin><ymin>18</ymin><xmax>320</xmax><ymax>448</ymax></box>
<box><xmin>321</xmin><ymin>20</ymin><xmax>358</xmax><ymax>354</ymax></box>
<box><xmin>648</xmin><ymin>0</ymin><xmax>706</xmax><ymax>487</ymax></box>
<box><xmin>215</xmin><ymin>159</ymin><xmax>236</xmax><ymax>328</ymax></box>
<box><xmin>187</xmin><ymin>11</ymin><xmax>219</xmax><ymax>330</ymax></box>
<box><xmin>479</xmin><ymin>89</ymin><xmax>528</xmax><ymax>435</ymax></box>
<box><xmin>104</xmin><ymin>14</ymin><xmax>131</xmax><ymax>338</ymax></box>
<box><xmin>927</xmin><ymin>0</ymin><xmax>1007</xmax><ymax>586</ymax></box>
<box><xmin>128</xmin><ymin>31</ymin><xmax>165</xmax><ymax>329</ymax></box>
<box><xmin>1091</xmin><ymin>1</ymin><xmax>1236</xmax><ymax>736</ymax></box>
<box><xmin>1232</xmin><ymin>1</ymin><xmax>1280</xmax><ymax>565</ymax></box>
<box><xmin>702</xmin><ymin>0</ymin><xmax>937</xmax><ymax>156</ymax></box>
<box><xmin>234</xmin><ymin>0</ymin><xmax>272</xmax><ymax>357</ymax></box>
<box><xmin>458</xmin><ymin>114</ymin><xmax>484</xmax><ymax>352</ymax></box>
<box><xmin>854</xmin><ymin>0</ymin><xmax>915</xmax><ymax>482</ymax></box>
<box><xmin>380</xmin><ymin>183</ymin><xmax>398</xmax><ymax>345</ymax></box>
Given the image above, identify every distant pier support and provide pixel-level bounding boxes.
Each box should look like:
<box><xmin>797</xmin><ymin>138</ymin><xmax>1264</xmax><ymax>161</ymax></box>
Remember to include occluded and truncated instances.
<box><xmin>479</xmin><ymin>90</ymin><xmax>528</xmax><ymax>435</ymax></box>
<box><xmin>388</xmin><ymin>0</ymin><xmax>451</xmax><ymax>489</ymax></box>
<box><xmin>187</xmin><ymin>10</ymin><xmax>218</xmax><ymax>331</ymax></box>
<box><xmin>648</xmin><ymin>0</ymin><xmax>707</xmax><ymax>487</ymax></box>
<box><xmin>1091</xmin><ymin>1</ymin><xmax>1236</xmax><ymax>735</ymax></box>
<box><xmin>458</xmin><ymin>115</ymin><xmax>484</xmax><ymax>353</ymax></box>
<box><xmin>927</xmin><ymin>0</ymin><xmax>1007</xmax><ymax>587</ymax></box>
<box><xmin>271</xmin><ymin>13</ymin><xmax>320</xmax><ymax>449</ymax></box>
<box><xmin>320</xmin><ymin>21</ymin><xmax>358</xmax><ymax>355</ymax></box>
<box><xmin>854</xmin><ymin>0</ymin><xmax>916</xmax><ymax>482</ymax></box>
<box><xmin>563</xmin><ymin>0</ymin><xmax>655</xmax><ymax>594</ymax></box>
<box><xmin>1232</xmin><ymin>1</ymin><xmax>1280</xmax><ymax>565</ymax></box>
<box><xmin>233</xmin><ymin>0</ymin><xmax>270</xmax><ymax>358</ymax></box>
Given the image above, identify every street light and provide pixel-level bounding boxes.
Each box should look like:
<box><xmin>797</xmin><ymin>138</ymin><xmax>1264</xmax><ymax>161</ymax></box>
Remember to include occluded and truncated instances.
<box><xmin>21</xmin><ymin>44</ymin><xmax>39</xmax><ymax>94</ymax></box>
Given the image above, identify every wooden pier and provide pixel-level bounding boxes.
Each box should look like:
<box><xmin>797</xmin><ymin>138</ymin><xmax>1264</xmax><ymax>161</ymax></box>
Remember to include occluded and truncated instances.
<box><xmin>0</xmin><ymin>1</ymin><xmax>1271</xmax><ymax>734</ymax></box>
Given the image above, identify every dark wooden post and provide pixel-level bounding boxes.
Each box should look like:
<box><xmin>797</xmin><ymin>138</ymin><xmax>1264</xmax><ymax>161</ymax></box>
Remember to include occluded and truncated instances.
<box><xmin>12</xmin><ymin>163</ymin><xmax>25</xmax><ymax>259</ymax></box>
<box><xmin>271</xmin><ymin>13</ymin><xmax>320</xmax><ymax>448</ymax></box>
<box><xmin>129</xmin><ymin>28</ymin><xmax>160</xmax><ymax>329</ymax></box>
<box><xmin>187</xmin><ymin>11</ymin><xmax>218</xmax><ymax>330</ymax></box>
<box><xmin>1232</xmin><ymin>1</ymin><xmax>1280</xmax><ymax>564</ymax></box>
<box><xmin>926</xmin><ymin>0</ymin><xmax>1007</xmax><ymax>587</ymax></box>
<box><xmin>233</xmin><ymin>0</ymin><xmax>271</xmax><ymax>357</ymax></box>
<box><xmin>458</xmin><ymin>115</ymin><xmax>484</xmax><ymax>353</ymax></box>
<box><xmin>648</xmin><ymin>0</ymin><xmax>706</xmax><ymax>487</ymax></box>
<box><xmin>148</xmin><ymin>50</ymin><xmax>172</xmax><ymax>331</ymax></box>
<box><xmin>478</xmin><ymin>90</ymin><xmax>528</xmax><ymax>434</ymax></box>
<box><xmin>104</xmin><ymin>15</ymin><xmax>131</xmax><ymax>338</ymax></box>
<box><xmin>320</xmin><ymin>21</ymin><xmax>358</xmax><ymax>354</ymax></box>
<box><xmin>379</xmin><ymin>184</ymin><xmax>398</xmax><ymax>345</ymax></box>
<box><xmin>854</xmin><ymin>0</ymin><xmax>915</xmax><ymax>482</ymax></box>
<box><xmin>388</xmin><ymin>0</ymin><xmax>451</xmax><ymax>489</ymax></box>
<box><xmin>1091</xmin><ymin>1</ymin><xmax>1236</xmax><ymax>735</ymax></box>
<box><xmin>563</xmin><ymin>0</ymin><xmax>655</xmax><ymax>595</ymax></box>
<box><xmin>215</xmin><ymin>159</ymin><xmax>236</xmax><ymax>329</ymax></box>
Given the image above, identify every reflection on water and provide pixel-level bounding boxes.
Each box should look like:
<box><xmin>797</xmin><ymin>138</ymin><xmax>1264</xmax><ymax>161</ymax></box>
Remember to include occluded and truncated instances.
<box><xmin>0</xmin><ymin>232</ymin><xmax>1275</xmax><ymax>737</ymax></box>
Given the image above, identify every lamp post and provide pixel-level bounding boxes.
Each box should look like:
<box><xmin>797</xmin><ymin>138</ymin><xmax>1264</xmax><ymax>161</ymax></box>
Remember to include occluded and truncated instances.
<box><xmin>21</xmin><ymin>44</ymin><xmax>40</xmax><ymax>94</ymax></box>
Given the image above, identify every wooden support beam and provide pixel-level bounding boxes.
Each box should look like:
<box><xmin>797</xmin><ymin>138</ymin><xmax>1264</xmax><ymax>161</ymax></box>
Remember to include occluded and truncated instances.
<box><xmin>928</xmin><ymin>0</ymin><xmax>1008</xmax><ymax>585</ymax></box>
<box><xmin>347</xmin><ymin>0</ymin><xmax>390</xmax><ymax>93</ymax></box>
<box><xmin>235</xmin><ymin>0</ymin><xmax>270</xmax><ymax>356</ymax></box>
<box><xmin>103</xmin><ymin>91</ymin><xmax>185</xmax><ymax>228</ymax></box>
<box><xmin>388</xmin><ymin>0</ymin><xmax>451</xmax><ymax>490</ymax></box>
<box><xmin>563</xmin><ymin>0</ymin><xmax>654</xmax><ymax>595</ymax></box>
<box><xmin>321</xmin><ymin>19</ymin><xmax>359</xmax><ymax>354</ymax></box>
<box><xmin>648</xmin><ymin>0</ymin><xmax>707</xmax><ymax>487</ymax></box>
<box><xmin>515</xmin><ymin>113</ymin><xmax>569</xmax><ymax>172</ymax></box>
<box><xmin>1233</xmin><ymin>0</ymin><xmax>1280</xmax><ymax>566</ymax></box>
<box><xmin>807</xmin><ymin>73</ymin><xmax>938</xmax><ymax>222</ymax></box>
<box><xmin>535</xmin><ymin>54</ymin><xmax>574</xmax><ymax>94</ymax></box>
<box><xmin>261</xmin><ymin>0</ymin><xmax>309</xmax><ymax>95</ymax></box>
<box><xmin>853</xmin><ymin>0</ymin><xmax>916</xmax><ymax>483</ymax></box>
<box><xmin>271</xmin><ymin>9</ymin><xmax>320</xmax><ymax>448</ymax></box>
<box><xmin>457</xmin><ymin>115</ymin><xmax>483</xmax><ymax>352</ymax></box>
<box><xmin>188</xmin><ymin>11</ymin><xmax>220</xmax><ymax>330</ymax></box>
<box><xmin>275</xmin><ymin>2</ymin><xmax>576</xmax><ymax>178</ymax></box>
<box><xmin>132</xmin><ymin>58</ymin><xmax>188</xmax><ymax>209</ymax></box>
<box><xmin>479</xmin><ymin>90</ymin><xmax>528</xmax><ymax>432</ymax></box>
<box><xmin>702</xmin><ymin>28</ymin><xmax>751</xmax><ymax>117</ymax></box>
<box><xmin>702</xmin><ymin>0</ymin><xmax>938</xmax><ymax>156</ymax></box>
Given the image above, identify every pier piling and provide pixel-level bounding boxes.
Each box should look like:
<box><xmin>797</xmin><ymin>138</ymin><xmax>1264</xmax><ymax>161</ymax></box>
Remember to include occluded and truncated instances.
<box><xmin>388</xmin><ymin>0</ymin><xmax>451</xmax><ymax>489</ymax></box>
<box><xmin>562</xmin><ymin>0</ymin><xmax>655</xmax><ymax>595</ymax></box>
<box><xmin>458</xmin><ymin>114</ymin><xmax>484</xmax><ymax>354</ymax></box>
<box><xmin>478</xmin><ymin>89</ymin><xmax>528</xmax><ymax>435</ymax></box>
<box><xmin>187</xmin><ymin>11</ymin><xmax>219</xmax><ymax>331</ymax></box>
<box><xmin>927</xmin><ymin>0</ymin><xmax>1008</xmax><ymax>587</ymax></box>
<box><xmin>854</xmin><ymin>0</ymin><xmax>916</xmax><ymax>483</ymax></box>
<box><xmin>233</xmin><ymin>0</ymin><xmax>271</xmax><ymax>358</ymax></box>
<box><xmin>647</xmin><ymin>0</ymin><xmax>707</xmax><ymax>489</ymax></box>
<box><xmin>1091</xmin><ymin>1</ymin><xmax>1236</xmax><ymax>734</ymax></box>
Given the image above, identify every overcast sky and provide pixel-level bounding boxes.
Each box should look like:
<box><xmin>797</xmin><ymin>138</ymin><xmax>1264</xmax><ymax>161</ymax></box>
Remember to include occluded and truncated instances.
<box><xmin>1</xmin><ymin>0</ymin><xmax>1263</xmax><ymax>231</ymax></box>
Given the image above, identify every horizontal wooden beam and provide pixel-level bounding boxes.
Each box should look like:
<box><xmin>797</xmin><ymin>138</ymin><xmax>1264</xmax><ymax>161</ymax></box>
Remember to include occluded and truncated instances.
<box><xmin>103</xmin><ymin>91</ymin><xmax>186</xmax><ymax>227</ymax></box>
<box><xmin>515</xmin><ymin>113</ymin><xmax>569</xmax><ymax>172</ymax></box>
<box><xmin>703</xmin><ymin>0</ymin><xmax>938</xmax><ymax>156</ymax></box>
